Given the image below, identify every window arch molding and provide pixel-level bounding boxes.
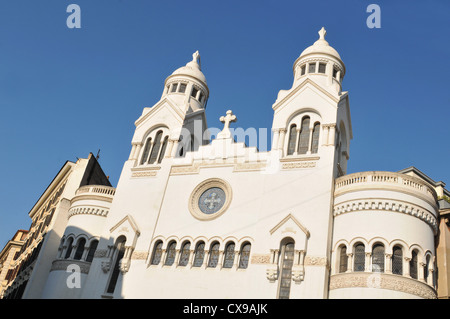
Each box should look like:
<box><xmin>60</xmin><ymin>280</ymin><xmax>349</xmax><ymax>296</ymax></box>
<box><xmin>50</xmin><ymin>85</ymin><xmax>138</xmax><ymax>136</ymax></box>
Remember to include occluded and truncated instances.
<box><xmin>284</xmin><ymin>110</ymin><xmax>322</xmax><ymax>156</ymax></box>
<box><xmin>139</xmin><ymin>126</ymin><xmax>171</xmax><ymax>165</ymax></box>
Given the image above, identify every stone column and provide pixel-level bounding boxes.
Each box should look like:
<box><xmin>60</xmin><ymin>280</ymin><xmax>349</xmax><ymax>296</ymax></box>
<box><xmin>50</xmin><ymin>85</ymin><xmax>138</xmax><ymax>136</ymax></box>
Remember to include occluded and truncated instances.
<box><xmin>385</xmin><ymin>253</ymin><xmax>392</xmax><ymax>274</ymax></box>
<box><xmin>278</xmin><ymin>129</ymin><xmax>286</xmax><ymax>155</ymax></box>
<box><xmin>404</xmin><ymin>257</ymin><xmax>411</xmax><ymax>277</ymax></box>
<box><xmin>365</xmin><ymin>252</ymin><xmax>371</xmax><ymax>272</ymax></box>
<box><xmin>346</xmin><ymin>253</ymin><xmax>353</xmax><ymax>273</ymax></box>
<box><xmin>307</xmin><ymin>127</ymin><xmax>314</xmax><ymax>154</ymax></box>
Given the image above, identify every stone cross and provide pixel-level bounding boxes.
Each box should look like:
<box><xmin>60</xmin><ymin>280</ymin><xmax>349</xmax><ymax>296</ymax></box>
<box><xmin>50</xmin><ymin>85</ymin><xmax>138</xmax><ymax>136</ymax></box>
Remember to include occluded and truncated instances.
<box><xmin>203</xmin><ymin>192</ymin><xmax>221</xmax><ymax>209</ymax></box>
<box><xmin>220</xmin><ymin>110</ymin><xmax>236</xmax><ymax>131</ymax></box>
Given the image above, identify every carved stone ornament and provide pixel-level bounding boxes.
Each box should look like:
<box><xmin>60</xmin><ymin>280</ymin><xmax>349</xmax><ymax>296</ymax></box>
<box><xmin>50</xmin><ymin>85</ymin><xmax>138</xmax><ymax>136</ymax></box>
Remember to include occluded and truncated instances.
<box><xmin>266</xmin><ymin>268</ymin><xmax>278</xmax><ymax>283</ymax></box>
<box><xmin>119</xmin><ymin>259</ymin><xmax>130</xmax><ymax>274</ymax></box>
<box><xmin>101</xmin><ymin>261</ymin><xmax>111</xmax><ymax>273</ymax></box>
<box><xmin>292</xmin><ymin>267</ymin><xmax>305</xmax><ymax>284</ymax></box>
<box><xmin>329</xmin><ymin>273</ymin><xmax>437</xmax><ymax>299</ymax></box>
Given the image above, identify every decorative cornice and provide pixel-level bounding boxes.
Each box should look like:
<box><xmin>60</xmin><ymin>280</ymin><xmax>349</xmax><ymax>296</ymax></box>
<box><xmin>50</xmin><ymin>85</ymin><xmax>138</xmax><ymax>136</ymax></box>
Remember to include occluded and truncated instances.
<box><xmin>68</xmin><ymin>205</ymin><xmax>109</xmax><ymax>219</ymax></box>
<box><xmin>333</xmin><ymin>198</ymin><xmax>438</xmax><ymax>234</ymax></box>
<box><xmin>329</xmin><ymin>272</ymin><xmax>437</xmax><ymax>299</ymax></box>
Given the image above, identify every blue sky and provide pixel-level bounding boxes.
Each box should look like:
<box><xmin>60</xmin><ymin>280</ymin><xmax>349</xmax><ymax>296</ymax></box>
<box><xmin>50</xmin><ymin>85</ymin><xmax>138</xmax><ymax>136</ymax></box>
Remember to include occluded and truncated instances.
<box><xmin>0</xmin><ymin>0</ymin><xmax>449</xmax><ymax>248</ymax></box>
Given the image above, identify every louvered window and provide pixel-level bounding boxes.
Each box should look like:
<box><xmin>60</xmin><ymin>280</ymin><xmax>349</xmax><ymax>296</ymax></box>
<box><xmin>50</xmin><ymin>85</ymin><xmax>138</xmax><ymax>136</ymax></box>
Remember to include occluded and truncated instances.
<box><xmin>354</xmin><ymin>243</ymin><xmax>365</xmax><ymax>272</ymax></box>
<box><xmin>392</xmin><ymin>246</ymin><xmax>403</xmax><ymax>275</ymax></box>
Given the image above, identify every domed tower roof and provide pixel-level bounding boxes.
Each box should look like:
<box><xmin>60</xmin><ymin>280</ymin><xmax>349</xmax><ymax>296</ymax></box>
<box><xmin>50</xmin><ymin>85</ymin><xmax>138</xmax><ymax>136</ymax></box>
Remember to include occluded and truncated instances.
<box><xmin>169</xmin><ymin>51</ymin><xmax>207</xmax><ymax>85</ymax></box>
<box><xmin>299</xmin><ymin>27</ymin><xmax>341</xmax><ymax>60</ymax></box>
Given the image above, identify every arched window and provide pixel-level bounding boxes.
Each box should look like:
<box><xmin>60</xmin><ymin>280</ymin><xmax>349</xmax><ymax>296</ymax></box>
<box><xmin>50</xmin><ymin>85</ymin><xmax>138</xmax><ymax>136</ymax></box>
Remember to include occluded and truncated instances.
<box><xmin>287</xmin><ymin>124</ymin><xmax>297</xmax><ymax>155</ymax></box>
<box><xmin>297</xmin><ymin>117</ymin><xmax>310</xmax><ymax>154</ymax></box>
<box><xmin>140</xmin><ymin>137</ymin><xmax>152</xmax><ymax>165</ymax></box>
<box><xmin>148</xmin><ymin>131</ymin><xmax>163</xmax><ymax>164</ymax></box>
<box><xmin>311</xmin><ymin>122</ymin><xmax>320</xmax><ymax>154</ymax></box>
<box><xmin>392</xmin><ymin>245</ymin><xmax>403</xmax><ymax>275</ymax></box>
<box><xmin>64</xmin><ymin>237</ymin><xmax>74</xmax><ymax>259</ymax></box>
<box><xmin>106</xmin><ymin>236</ymin><xmax>126</xmax><ymax>294</ymax></box>
<box><xmin>157</xmin><ymin>136</ymin><xmax>169</xmax><ymax>164</ymax></box>
<box><xmin>86</xmin><ymin>240</ymin><xmax>98</xmax><ymax>262</ymax></box>
<box><xmin>164</xmin><ymin>241</ymin><xmax>177</xmax><ymax>266</ymax></box>
<box><xmin>339</xmin><ymin>245</ymin><xmax>348</xmax><ymax>273</ymax></box>
<box><xmin>73</xmin><ymin>238</ymin><xmax>86</xmax><ymax>260</ymax></box>
<box><xmin>354</xmin><ymin>243</ymin><xmax>365</xmax><ymax>272</ymax></box>
<box><xmin>410</xmin><ymin>250</ymin><xmax>418</xmax><ymax>279</ymax></box>
<box><xmin>238</xmin><ymin>243</ymin><xmax>251</xmax><ymax>269</ymax></box>
<box><xmin>223</xmin><ymin>242</ymin><xmax>235</xmax><ymax>268</ymax></box>
<box><xmin>179</xmin><ymin>241</ymin><xmax>191</xmax><ymax>267</ymax></box>
<box><xmin>278</xmin><ymin>238</ymin><xmax>295</xmax><ymax>299</ymax></box>
<box><xmin>372</xmin><ymin>244</ymin><xmax>385</xmax><ymax>273</ymax></box>
<box><xmin>424</xmin><ymin>254</ymin><xmax>431</xmax><ymax>283</ymax></box>
<box><xmin>193</xmin><ymin>242</ymin><xmax>205</xmax><ymax>267</ymax></box>
<box><xmin>207</xmin><ymin>242</ymin><xmax>220</xmax><ymax>268</ymax></box>
<box><xmin>150</xmin><ymin>241</ymin><xmax>163</xmax><ymax>265</ymax></box>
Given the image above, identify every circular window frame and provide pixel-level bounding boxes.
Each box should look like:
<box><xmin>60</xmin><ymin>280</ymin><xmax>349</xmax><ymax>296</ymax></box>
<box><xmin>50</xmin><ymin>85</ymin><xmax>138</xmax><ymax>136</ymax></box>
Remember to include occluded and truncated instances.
<box><xmin>189</xmin><ymin>178</ymin><xmax>232</xmax><ymax>221</ymax></box>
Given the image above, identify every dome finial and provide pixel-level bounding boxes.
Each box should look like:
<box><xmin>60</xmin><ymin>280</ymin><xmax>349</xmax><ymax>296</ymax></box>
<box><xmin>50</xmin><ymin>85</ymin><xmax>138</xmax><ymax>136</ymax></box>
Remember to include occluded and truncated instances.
<box><xmin>318</xmin><ymin>27</ymin><xmax>326</xmax><ymax>40</ymax></box>
<box><xmin>192</xmin><ymin>50</ymin><xmax>201</xmax><ymax>67</ymax></box>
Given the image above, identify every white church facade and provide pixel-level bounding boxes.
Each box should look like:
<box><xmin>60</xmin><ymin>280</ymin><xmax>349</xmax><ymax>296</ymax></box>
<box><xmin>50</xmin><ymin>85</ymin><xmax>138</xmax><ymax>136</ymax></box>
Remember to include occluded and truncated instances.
<box><xmin>2</xmin><ymin>28</ymin><xmax>449</xmax><ymax>299</ymax></box>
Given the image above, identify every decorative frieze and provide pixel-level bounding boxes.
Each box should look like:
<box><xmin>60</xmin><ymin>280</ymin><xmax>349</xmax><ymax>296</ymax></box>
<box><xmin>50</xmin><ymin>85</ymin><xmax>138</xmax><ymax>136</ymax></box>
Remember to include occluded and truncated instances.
<box><xmin>329</xmin><ymin>272</ymin><xmax>437</xmax><ymax>299</ymax></box>
<box><xmin>50</xmin><ymin>260</ymin><xmax>91</xmax><ymax>274</ymax></box>
<box><xmin>282</xmin><ymin>162</ymin><xmax>316</xmax><ymax>170</ymax></box>
<box><xmin>333</xmin><ymin>198</ymin><xmax>438</xmax><ymax>233</ymax></box>
<box><xmin>304</xmin><ymin>256</ymin><xmax>329</xmax><ymax>268</ymax></box>
<box><xmin>250</xmin><ymin>254</ymin><xmax>271</xmax><ymax>264</ymax></box>
<box><xmin>131</xmin><ymin>251</ymin><xmax>149</xmax><ymax>260</ymax></box>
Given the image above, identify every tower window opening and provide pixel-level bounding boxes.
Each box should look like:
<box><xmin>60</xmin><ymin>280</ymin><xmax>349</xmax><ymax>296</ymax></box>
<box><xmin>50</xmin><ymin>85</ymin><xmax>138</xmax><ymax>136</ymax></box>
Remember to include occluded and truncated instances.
<box><xmin>171</xmin><ymin>83</ymin><xmax>178</xmax><ymax>93</ymax></box>
<box><xmin>300</xmin><ymin>65</ymin><xmax>306</xmax><ymax>76</ymax></box>
<box><xmin>191</xmin><ymin>87</ymin><xmax>199</xmax><ymax>98</ymax></box>
<box><xmin>333</xmin><ymin>68</ymin><xmax>338</xmax><ymax>79</ymax></box>
<box><xmin>308</xmin><ymin>63</ymin><xmax>316</xmax><ymax>73</ymax></box>
<box><xmin>318</xmin><ymin>63</ymin><xmax>326</xmax><ymax>74</ymax></box>
<box><xmin>179</xmin><ymin>83</ymin><xmax>187</xmax><ymax>93</ymax></box>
